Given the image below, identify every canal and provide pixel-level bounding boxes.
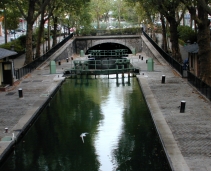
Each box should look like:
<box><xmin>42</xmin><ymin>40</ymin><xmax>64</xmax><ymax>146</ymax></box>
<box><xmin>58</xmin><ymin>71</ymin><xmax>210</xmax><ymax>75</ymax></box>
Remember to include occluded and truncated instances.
<box><xmin>0</xmin><ymin>75</ymin><xmax>171</xmax><ymax>171</ymax></box>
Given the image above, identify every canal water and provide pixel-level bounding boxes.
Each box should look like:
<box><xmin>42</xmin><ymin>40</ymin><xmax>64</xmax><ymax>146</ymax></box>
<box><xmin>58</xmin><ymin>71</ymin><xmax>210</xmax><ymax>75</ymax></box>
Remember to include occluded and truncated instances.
<box><xmin>0</xmin><ymin>75</ymin><xmax>171</xmax><ymax>171</ymax></box>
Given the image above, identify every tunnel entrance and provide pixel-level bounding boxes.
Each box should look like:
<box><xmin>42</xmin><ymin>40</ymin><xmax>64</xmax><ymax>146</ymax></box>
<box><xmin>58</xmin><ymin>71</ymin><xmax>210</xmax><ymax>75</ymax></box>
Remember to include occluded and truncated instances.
<box><xmin>63</xmin><ymin>42</ymin><xmax>140</xmax><ymax>76</ymax></box>
<box><xmin>85</xmin><ymin>43</ymin><xmax>132</xmax><ymax>55</ymax></box>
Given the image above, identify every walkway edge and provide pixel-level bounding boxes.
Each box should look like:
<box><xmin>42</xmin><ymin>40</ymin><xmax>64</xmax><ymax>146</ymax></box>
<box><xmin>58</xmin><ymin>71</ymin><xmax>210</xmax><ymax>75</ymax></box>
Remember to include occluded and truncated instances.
<box><xmin>136</xmin><ymin>75</ymin><xmax>190</xmax><ymax>171</ymax></box>
<box><xmin>0</xmin><ymin>78</ymin><xmax>65</xmax><ymax>163</ymax></box>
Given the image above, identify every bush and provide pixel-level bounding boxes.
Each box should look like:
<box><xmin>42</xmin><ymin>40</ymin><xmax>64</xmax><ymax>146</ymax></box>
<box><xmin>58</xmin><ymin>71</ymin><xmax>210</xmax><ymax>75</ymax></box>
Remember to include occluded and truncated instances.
<box><xmin>0</xmin><ymin>39</ymin><xmax>25</xmax><ymax>54</ymax></box>
<box><xmin>177</xmin><ymin>25</ymin><xmax>197</xmax><ymax>43</ymax></box>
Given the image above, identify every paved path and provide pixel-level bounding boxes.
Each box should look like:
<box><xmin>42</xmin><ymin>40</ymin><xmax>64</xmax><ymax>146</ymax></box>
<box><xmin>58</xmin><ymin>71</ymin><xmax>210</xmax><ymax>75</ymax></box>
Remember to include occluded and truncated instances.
<box><xmin>0</xmin><ymin>34</ymin><xmax>211</xmax><ymax>171</ymax></box>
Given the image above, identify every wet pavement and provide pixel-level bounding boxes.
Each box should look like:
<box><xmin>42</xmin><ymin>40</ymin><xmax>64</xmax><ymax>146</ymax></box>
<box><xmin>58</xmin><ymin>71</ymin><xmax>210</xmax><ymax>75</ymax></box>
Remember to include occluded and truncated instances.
<box><xmin>0</xmin><ymin>35</ymin><xmax>211</xmax><ymax>171</ymax></box>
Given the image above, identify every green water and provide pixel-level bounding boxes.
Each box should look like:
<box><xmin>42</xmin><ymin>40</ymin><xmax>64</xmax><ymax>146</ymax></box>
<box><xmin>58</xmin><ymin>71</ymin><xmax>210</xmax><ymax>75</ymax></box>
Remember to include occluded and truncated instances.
<box><xmin>0</xmin><ymin>75</ymin><xmax>171</xmax><ymax>171</ymax></box>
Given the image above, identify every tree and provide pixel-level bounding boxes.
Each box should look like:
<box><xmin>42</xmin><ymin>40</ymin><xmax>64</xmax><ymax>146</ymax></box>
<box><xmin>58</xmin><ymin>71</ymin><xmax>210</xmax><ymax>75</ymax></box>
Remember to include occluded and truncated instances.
<box><xmin>112</xmin><ymin>0</ymin><xmax>127</xmax><ymax>28</ymax></box>
<box><xmin>182</xmin><ymin>0</ymin><xmax>211</xmax><ymax>85</ymax></box>
<box><xmin>15</xmin><ymin>0</ymin><xmax>51</xmax><ymax>64</ymax></box>
<box><xmin>89</xmin><ymin>0</ymin><xmax>109</xmax><ymax>29</ymax></box>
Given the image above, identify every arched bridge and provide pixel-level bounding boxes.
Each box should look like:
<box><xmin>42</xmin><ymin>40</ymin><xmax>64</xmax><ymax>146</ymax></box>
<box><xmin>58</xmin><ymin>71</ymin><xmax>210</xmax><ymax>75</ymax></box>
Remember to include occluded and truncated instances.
<box><xmin>74</xmin><ymin>35</ymin><xmax>142</xmax><ymax>54</ymax></box>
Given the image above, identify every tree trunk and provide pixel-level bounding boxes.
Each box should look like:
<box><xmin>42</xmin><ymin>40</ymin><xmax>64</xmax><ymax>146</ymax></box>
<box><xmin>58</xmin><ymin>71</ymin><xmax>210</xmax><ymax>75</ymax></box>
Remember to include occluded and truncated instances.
<box><xmin>197</xmin><ymin>4</ymin><xmax>211</xmax><ymax>85</ymax></box>
<box><xmin>25</xmin><ymin>23</ymin><xmax>33</xmax><ymax>64</ymax></box>
<box><xmin>52</xmin><ymin>17</ymin><xmax>58</xmax><ymax>47</ymax></box>
<box><xmin>96</xmin><ymin>10</ymin><xmax>100</xmax><ymax>29</ymax></box>
<box><xmin>160</xmin><ymin>15</ymin><xmax>168</xmax><ymax>52</ymax></box>
<box><xmin>35</xmin><ymin>11</ymin><xmax>45</xmax><ymax>58</ymax></box>
<box><xmin>169</xmin><ymin>19</ymin><xmax>182</xmax><ymax>63</ymax></box>
<box><xmin>25</xmin><ymin>1</ymin><xmax>35</xmax><ymax>65</ymax></box>
<box><xmin>48</xmin><ymin>20</ymin><xmax>51</xmax><ymax>50</ymax></box>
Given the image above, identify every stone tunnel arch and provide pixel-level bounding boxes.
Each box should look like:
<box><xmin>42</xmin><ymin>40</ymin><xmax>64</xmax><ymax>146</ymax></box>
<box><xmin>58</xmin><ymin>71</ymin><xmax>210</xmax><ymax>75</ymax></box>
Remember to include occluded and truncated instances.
<box><xmin>75</xmin><ymin>36</ymin><xmax>142</xmax><ymax>54</ymax></box>
<box><xmin>85</xmin><ymin>43</ymin><xmax>132</xmax><ymax>55</ymax></box>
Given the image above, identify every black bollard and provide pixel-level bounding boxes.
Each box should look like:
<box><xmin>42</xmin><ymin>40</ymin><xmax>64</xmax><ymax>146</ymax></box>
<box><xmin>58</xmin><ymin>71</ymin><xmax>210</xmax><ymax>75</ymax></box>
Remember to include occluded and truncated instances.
<box><xmin>141</xmin><ymin>56</ymin><xmax>143</xmax><ymax>60</ymax></box>
<box><xmin>71</xmin><ymin>57</ymin><xmax>73</xmax><ymax>60</ymax></box>
<box><xmin>4</xmin><ymin>127</ymin><xmax>8</xmax><ymax>133</ymax></box>
<box><xmin>139</xmin><ymin>55</ymin><xmax>141</xmax><ymax>59</ymax></box>
<box><xmin>146</xmin><ymin>60</ymin><xmax>148</xmax><ymax>63</ymax></box>
<box><xmin>66</xmin><ymin>58</ymin><xmax>69</xmax><ymax>62</ymax></box>
<box><xmin>161</xmin><ymin>75</ymin><xmax>166</xmax><ymax>83</ymax></box>
<box><xmin>18</xmin><ymin>88</ymin><xmax>23</xmax><ymax>98</ymax></box>
<box><xmin>58</xmin><ymin>60</ymin><xmax>61</xmax><ymax>65</ymax></box>
<box><xmin>180</xmin><ymin>101</ymin><xmax>186</xmax><ymax>113</ymax></box>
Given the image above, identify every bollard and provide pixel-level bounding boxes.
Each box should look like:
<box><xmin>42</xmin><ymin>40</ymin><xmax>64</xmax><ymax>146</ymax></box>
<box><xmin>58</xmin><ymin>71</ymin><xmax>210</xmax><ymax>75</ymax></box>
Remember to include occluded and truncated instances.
<box><xmin>18</xmin><ymin>88</ymin><xmax>23</xmax><ymax>98</ymax></box>
<box><xmin>71</xmin><ymin>57</ymin><xmax>73</xmax><ymax>60</ymax></box>
<box><xmin>4</xmin><ymin>128</ymin><xmax>8</xmax><ymax>133</ymax></box>
<box><xmin>141</xmin><ymin>56</ymin><xmax>143</xmax><ymax>60</ymax></box>
<box><xmin>58</xmin><ymin>60</ymin><xmax>61</xmax><ymax>65</ymax></box>
<box><xmin>146</xmin><ymin>60</ymin><xmax>148</xmax><ymax>63</ymax></box>
<box><xmin>180</xmin><ymin>101</ymin><xmax>186</xmax><ymax>113</ymax></box>
<box><xmin>139</xmin><ymin>55</ymin><xmax>141</xmax><ymax>60</ymax></box>
<box><xmin>161</xmin><ymin>75</ymin><xmax>166</xmax><ymax>84</ymax></box>
<box><xmin>66</xmin><ymin>57</ymin><xmax>69</xmax><ymax>62</ymax></box>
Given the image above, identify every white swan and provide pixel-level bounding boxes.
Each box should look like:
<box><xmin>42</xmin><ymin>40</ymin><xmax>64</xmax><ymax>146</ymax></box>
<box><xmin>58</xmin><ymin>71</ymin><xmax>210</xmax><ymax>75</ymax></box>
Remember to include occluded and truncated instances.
<box><xmin>80</xmin><ymin>133</ymin><xmax>88</xmax><ymax>143</ymax></box>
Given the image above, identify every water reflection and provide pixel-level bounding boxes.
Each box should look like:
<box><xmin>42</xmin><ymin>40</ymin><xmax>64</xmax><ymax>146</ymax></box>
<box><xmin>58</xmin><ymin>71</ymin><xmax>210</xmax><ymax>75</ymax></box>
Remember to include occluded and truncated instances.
<box><xmin>0</xmin><ymin>75</ymin><xmax>171</xmax><ymax>171</ymax></box>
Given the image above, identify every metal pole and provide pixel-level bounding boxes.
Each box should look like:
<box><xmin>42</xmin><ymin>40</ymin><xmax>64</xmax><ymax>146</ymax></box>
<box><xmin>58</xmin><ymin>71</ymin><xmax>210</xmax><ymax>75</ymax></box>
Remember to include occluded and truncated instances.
<box><xmin>180</xmin><ymin>101</ymin><xmax>186</xmax><ymax>113</ymax></box>
<box><xmin>18</xmin><ymin>88</ymin><xmax>23</xmax><ymax>98</ymax></box>
<box><xmin>161</xmin><ymin>75</ymin><xmax>166</xmax><ymax>84</ymax></box>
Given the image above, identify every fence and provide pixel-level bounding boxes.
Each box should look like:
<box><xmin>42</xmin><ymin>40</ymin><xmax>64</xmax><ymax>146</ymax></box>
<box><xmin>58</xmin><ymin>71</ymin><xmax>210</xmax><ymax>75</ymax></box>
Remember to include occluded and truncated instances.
<box><xmin>143</xmin><ymin>31</ymin><xmax>211</xmax><ymax>101</ymax></box>
<box><xmin>14</xmin><ymin>34</ymin><xmax>73</xmax><ymax>80</ymax></box>
<box><xmin>143</xmin><ymin>31</ymin><xmax>183</xmax><ymax>76</ymax></box>
<box><xmin>188</xmin><ymin>71</ymin><xmax>211</xmax><ymax>101</ymax></box>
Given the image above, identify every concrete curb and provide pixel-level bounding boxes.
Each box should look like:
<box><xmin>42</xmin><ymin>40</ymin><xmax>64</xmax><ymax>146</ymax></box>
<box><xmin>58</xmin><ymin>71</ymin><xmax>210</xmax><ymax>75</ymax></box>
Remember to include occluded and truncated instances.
<box><xmin>136</xmin><ymin>75</ymin><xmax>190</xmax><ymax>171</ymax></box>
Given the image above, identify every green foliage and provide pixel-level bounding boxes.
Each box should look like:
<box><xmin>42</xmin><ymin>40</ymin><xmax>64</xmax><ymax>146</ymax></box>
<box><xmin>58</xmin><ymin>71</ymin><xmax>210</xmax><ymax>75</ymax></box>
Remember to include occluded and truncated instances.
<box><xmin>79</xmin><ymin>27</ymin><xmax>140</xmax><ymax>36</ymax></box>
<box><xmin>178</xmin><ymin>39</ymin><xmax>185</xmax><ymax>46</ymax></box>
<box><xmin>177</xmin><ymin>25</ymin><xmax>197</xmax><ymax>43</ymax></box>
<box><xmin>0</xmin><ymin>39</ymin><xmax>25</xmax><ymax>53</ymax></box>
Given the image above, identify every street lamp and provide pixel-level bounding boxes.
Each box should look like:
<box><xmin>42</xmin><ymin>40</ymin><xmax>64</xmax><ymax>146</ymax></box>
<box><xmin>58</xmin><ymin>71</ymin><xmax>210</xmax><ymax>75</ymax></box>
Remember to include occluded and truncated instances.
<box><xmin>10</xmin><ymin>45</ymin><xmax>15</xmax><ymax>80</ymax></box>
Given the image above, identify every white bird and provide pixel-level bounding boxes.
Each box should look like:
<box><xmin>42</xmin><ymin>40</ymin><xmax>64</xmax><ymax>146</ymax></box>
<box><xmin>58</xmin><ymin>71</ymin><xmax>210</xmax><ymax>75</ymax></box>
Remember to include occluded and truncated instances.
<box><xmin>80</xmin><ymin>133</ymin><xmax>88</xmax><ymax>143</ymax></box>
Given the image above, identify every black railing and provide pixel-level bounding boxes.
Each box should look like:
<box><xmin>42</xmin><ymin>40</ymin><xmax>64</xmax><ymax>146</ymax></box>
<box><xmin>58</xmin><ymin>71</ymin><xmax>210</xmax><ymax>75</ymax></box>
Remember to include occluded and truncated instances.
<box><xmin>14</xmin><ymin>34</ymin><xmax>73</xmax><ymax>80</ymax></box>
<box><xmin>143</xmin><ymin>31</ymin><xmax>183</xmax><ymax>76</ymax></box>
<box><xmin>143</xmin><ymin>31</ymin><xmax>211</xmax><ymax>101</ymax></box>
<box><xmin>188</xmin><ymin>71</ymin><xmax>211</xmax><ymax>101</ymax></box>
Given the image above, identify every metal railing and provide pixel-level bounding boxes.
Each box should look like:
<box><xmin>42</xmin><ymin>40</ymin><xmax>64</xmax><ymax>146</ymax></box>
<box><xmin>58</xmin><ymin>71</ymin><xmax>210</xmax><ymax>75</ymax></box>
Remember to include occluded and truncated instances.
<box><xmin>188</xmin><ymin>71</ymin><xmax>211</xmax><ymax>100</ymax></box>
<box><xmin>143</xmin><ymin>31</ymin><xmax>183</xmax><ymax>76</ymax></box>
<box><xmin>14</xmin><ymin>34</ymin><xmax>73</xmax><ymax>80</ymax></box>
<box><xmin>143</xmin><ymin>31</ymin><xmax>211</xmax><ymax>101</ymax></box>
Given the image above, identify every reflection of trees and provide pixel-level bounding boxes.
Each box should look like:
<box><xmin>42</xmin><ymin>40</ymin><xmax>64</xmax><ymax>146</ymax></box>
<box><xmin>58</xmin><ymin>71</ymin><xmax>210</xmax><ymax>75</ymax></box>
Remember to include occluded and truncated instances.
<box><xmin>1</xmin><ymin>78</ymin><xmax>104</xmax><ymax>171</ymax></box>
<box><xmin>113</xmin><ymin>83</ymin><xmax>171</xmax><ymax>171</ymax></box>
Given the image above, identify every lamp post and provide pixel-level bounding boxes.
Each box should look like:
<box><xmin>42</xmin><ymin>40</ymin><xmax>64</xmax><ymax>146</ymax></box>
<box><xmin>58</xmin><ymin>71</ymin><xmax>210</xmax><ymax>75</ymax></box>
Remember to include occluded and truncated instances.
<box><xmin>10</xmin><ymin>45</ymin><xmax>15</xmax><ymax>80</ymax></box>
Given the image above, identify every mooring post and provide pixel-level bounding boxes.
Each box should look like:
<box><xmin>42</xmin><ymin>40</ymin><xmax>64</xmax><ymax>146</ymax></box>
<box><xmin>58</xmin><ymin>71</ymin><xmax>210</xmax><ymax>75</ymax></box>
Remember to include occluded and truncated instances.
<box><xmin>4</xmin><ymin>127</ymin><xmax>8</xmax><ymax>133</ymax></box>
<box><xmin>161</xmin><ymin>75</ymin><xmax>166</xmax><ymax>84</ymax></box>
<box><xmin>180</xmin><ymin>101</ymin><xmax>186</xmax><ymax>113</ymax></box>
<box><xmin>18</xmin><ymin>88</ymin><xmax>23</xmax><ymax>98</ymax></box>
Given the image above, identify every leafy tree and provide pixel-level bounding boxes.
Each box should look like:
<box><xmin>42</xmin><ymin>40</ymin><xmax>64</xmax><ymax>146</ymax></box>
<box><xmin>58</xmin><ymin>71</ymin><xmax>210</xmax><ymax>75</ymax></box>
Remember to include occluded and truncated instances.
<box><xmin>0</xmin><ymin>0</ymin><xmax>21</xmax><ymax>43</ymax></box>
<box><xmin>181</xmin><ymin>0</ymin><xmax>211</xmax><ymax>85</ymax></box>
<box><xmin>15</xmin><ymin>0</ymin><xmax>52</xmax><ymax>64</ymax></box>
<box><xmin>111</xmin><ymin>0</ymin><xmax>127</xmax><ymax>28</ymax></box>
<box><xmin>89</xmin><ymin>0</ymin><xmax>111</xmax><ymax>29</ymax></box>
